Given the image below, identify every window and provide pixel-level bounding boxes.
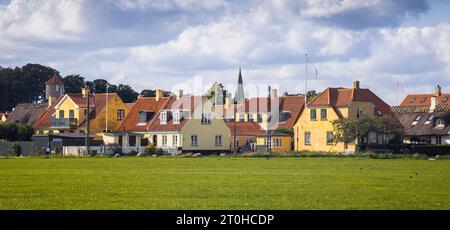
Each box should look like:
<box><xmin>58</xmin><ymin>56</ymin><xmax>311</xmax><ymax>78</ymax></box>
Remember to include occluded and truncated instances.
<box><xmin>376</xmin><ymin>110</ymin><xmax>383</xmax><ymax>116</ymax></box>
<box><xmin>357</xmin><ymin>109</ymin><xmax>365</xmax><ymax>118</ymax></box>
<box><xmin>257</xmin><ymin>114</ymin><xmax>263</xmax><ymax>123</ymax></box>
<box><xmin>248</xmin><ymin>114</ymin><xmax>254</xmax><ymax>122</ymax></box>
<box><xmin>437</xmin><ymin>136</ymin><xmax>442</xmax><ymax>145</ymax></box>
<box><xmin>215</xmin><ymin>135</ymin><xmax>222</xmax><ymax>147</ymax></box>
<box><xmin>420</xmin><ymin>97</ymin><xmax>427</xmax><ymax>102</ymax></box>
<box><xmin>310</xmin><ymin>109</ymin><xmax>317</xmax><ymax>120</ymax></box>
<box><xmin>436</xmin><ymin>119</ymin><xmax>445</xmax><ymax>127</ymax></box>
<box><xmin>173</xmin><ymin>111</ymin><xmax>180</xmax><ymax>123</ymax></box>
<box><xmin>304</xmin><ymin>131</ymin><xmax>311</xmax><ymax>145</ymax></box>
<box><xmin>117</xmin><ymin>109</ymin><xmax>125</xmax><ymax>121</ymax></box>
<box><xmin>69</xmin><ymin>110</ymin><xmax>74</xmax><ymax>118</ymax></box>
<box><xmin>162</xmin><ymin>135</ymin><xmax>167</xmax><ymax>147</ymax></box>
<box><xmin>326</xmin><ymin>131</ymin><xmax>334</xmax><ymax>145</ymax></box>
<box><xmin>415</xmin><ymin>115</ymin><xmax>422</xmax><ymax>121</ymax></box>
<box><xmin>279</xmin><ymin>112</ymin><xmax>290</xmax><ymax>122</ymax></box>
<box><xmin>320</xmin><ymin>109</ymin><xmax>327</xmax><ymax>120</ymax></box>
<box><xmin>191</xmin><ymin>135</ymin><xmax>198</xmax><ymax>146</ymax></box>
<box><xmin>443</xmin><ymin>97</ymin><xmax>448</xmax><ymax>102</ymax></box>
<box><xmin>129</xmin><ymin>135</ymin><xmax>136</xmax><ymax>146</ymax></box>
<box><xmin>160</xmin><ymin>111</ymin><xmax>167</xmax><ymax>124</ymax></box>
<box><xmin>409</xmin><ymin>97</ymin><xmax>416</xmax><ymax>103</ymax></box>
<box><xmin>141</xmin><ymin>138</ymin><xmax>149</xmax><ymax>147</ymax></box>
<box><xmin>273</xmin><ymin>138</ymin><xmax>282</xmax><ymax>148</ymax></box>
<box><xmin>201</xmin><ymin>113</ymin><xmax>211</xmax><ymax>124</ymax></box>
<box><xmin>172</xmin><ymin>135</ymin><xmax>178</xmax><ymax>146</ymax></box>
<box><xmin>59</xmin><ymin>110</ymin><xmax>64</xmax><ymax>118</ymax></box>
<box><xmin>428</xmin><ymin>115</ymin><xmax>434</xmax><ymax>121</ymax></box>
<box><xmin>239</xmin><ymin>114</ymin><xmax>245</xmax><ymax>122</ymax></box>
<box><xmin>139</xmin><ymin>111</ymin><xmax>149</xmax><ymax>124</ymax></box>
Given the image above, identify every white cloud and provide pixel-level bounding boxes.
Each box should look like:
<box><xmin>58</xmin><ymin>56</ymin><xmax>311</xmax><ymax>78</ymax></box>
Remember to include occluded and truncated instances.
<box><xmin>0</xmin><ymin>0</ymin><xmax>87</xmax><ymax>42</ymax></box>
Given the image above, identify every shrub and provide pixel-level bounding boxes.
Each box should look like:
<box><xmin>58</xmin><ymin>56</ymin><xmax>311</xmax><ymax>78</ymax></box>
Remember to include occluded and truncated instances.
<box><xmin>12</xmin><ymin>144</ymin><xmax>21</xmax><ymax>156</ymax></box>
<box><xmin>144</xmin><ymin>143</ymin><xmax>156</xmax><ymax>155</ymax></box>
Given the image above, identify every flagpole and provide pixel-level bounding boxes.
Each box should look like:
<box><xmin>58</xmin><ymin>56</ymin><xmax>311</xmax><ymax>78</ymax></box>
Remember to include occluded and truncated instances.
<box><xmin>305</xmin><ymin>53</ymin><xmax>308</xmax><ymax>108</ymax></box>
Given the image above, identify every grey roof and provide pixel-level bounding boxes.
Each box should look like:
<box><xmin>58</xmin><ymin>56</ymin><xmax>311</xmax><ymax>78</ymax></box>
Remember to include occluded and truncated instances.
<box><xmin>394</xmin><ymin>110</ymin><xmax>450</xmax><ymax>136</ymax></box>
<box><xmin>7</xmin><ymin>103</ymin><xmax>46</xmax><ymax>126</ymax></box>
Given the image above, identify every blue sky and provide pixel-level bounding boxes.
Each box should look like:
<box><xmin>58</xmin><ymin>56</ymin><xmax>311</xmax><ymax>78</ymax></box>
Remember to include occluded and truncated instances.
<box><xmin>1</xmin><ymin>0</ymin><xmax>450</xmax><ymax>105</ymax></box>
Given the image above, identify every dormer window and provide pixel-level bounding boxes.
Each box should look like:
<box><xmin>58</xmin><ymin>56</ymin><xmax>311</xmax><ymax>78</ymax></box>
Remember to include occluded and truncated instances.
<box><xmin>415</xmin><ymin>115</ymin><xmax>422</xmax><ymax>121</ymax></box>
<box><xmin>436</xmin><ymin>119</ymin><xmax>445</xmax><ymax>128</ymax></box>
<box><xmin>160</xmin><ymin>111</ymin><xmax>167</xmax><ymax>124</ymax></box>
<box><xmin>279</xmin><ymin>111</ymin><xmax>291</xmax><ymax>122</ymax></box>
<box><xmin>139</xmin><ymin>110</ymin><xmax>153</xmax><ymax>124</ymax></box>
<box><xmin>173</xmin><ymin>110</ymin><xmax>180</xmax><ymax>124</ymax></box>
<box><xmin>409</xmin><ymin>97</ymin><xmax>416</xmax><ymax>103</ymax></box>
<box><xmin>201</xmin><ymin>113</ymin><xmax>211</xmax><ymax>125</ymax></box>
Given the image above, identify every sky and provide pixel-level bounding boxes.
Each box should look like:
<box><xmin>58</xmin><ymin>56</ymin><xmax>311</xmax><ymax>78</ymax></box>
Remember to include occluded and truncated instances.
<box><xmin>1</xmin><ymin>0</ymin><xmax>450</xmax><ymax>105</ymax></box>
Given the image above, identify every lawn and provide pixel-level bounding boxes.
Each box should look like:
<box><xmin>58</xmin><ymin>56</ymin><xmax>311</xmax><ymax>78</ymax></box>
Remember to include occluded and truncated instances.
<box><xmin>0</xmin><ymin>157</ymin><xmax>449</xmax><ymax>210</ymax></box>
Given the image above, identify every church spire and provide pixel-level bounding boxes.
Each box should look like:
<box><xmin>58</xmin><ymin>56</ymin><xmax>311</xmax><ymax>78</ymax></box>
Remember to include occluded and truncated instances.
<box><xmin>235</xmin><ymin>67</ymin><xmax>245</xmax><ymax>104</ymax></box>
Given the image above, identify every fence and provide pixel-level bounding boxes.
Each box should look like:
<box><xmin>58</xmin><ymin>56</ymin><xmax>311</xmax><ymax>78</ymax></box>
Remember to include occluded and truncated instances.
<box><xmin>362</xmin><ymin>144</ymin><xmax>450</xmax><ymax>155</ymax></box>
<box><xmin>0</xmin><ymin>141</ymin><xmax>36</xmax><ymax>156</ymax></box>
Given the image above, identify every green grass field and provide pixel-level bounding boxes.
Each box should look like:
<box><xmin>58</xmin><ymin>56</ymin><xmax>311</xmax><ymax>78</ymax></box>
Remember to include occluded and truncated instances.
<box><xmin>0</xmin><ymin>157</ymin><xmax>449</xmax><ymax>210</ymax></box>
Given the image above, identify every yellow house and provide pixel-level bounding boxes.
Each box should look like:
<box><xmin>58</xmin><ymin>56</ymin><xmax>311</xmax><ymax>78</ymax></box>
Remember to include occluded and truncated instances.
<box><xmin>255</xmin><ymin>132</ymin><xmax>292</xmax><ymax>153</ymax></box>
<box><xmin>293</xmin><ymin>81</ymin><xmax>395</xmax><ymax>153</ymax></box>
<box><xmin>34</xmin><ymin>87</ymin><xmax>129</xmax><ymax>138</ymax></box>
<box><xmin>147</xmin><ymin>94</ymin><xmax>231</xmax><ymax>154</ymax></box>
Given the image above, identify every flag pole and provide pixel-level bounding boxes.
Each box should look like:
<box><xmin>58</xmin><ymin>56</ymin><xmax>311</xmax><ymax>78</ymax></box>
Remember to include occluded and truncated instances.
<box><xmin>305</xmin><ymin>53</ymin><xmax>308</xmax><ymax>108</ymax></box>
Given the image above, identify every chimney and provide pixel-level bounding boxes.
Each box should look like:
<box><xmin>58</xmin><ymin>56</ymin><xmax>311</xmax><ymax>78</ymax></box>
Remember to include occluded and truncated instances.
<box><xmin>353</xmin><ymin>80</ymin><xmax>360</xmax><ymax>89</ymax></box>
<box><xmin>155</xmin><ymin>89</ymin><xmax>163</xmax><ymax>101</ymax></box>
<box><xmin>271</xmin><ymin>88</ymin><xmax>278</xmax><ymax>98</ymax></box>
<box><xmin>176</xmin><ymin>89</ymin><xmax>183</xmax><ymax>99</ymax></box>
<box><xmin>48</xmin><ymin>96</ymin><xmax>55</xmax><ymax>107</ymax></box>
<box><xmin>430</xmin><ymin>96</ymin><xmax>438</xmax><ymax>112</ymax></box>
<box><xmin>435</xmin><ymin>85</ymin><xmax>442</xmax><ymax>96</ymax></box>
<box><xmin>82</xmin><ymin>86</ymin><xmax>90</xmax><ymax>96</ymax></box>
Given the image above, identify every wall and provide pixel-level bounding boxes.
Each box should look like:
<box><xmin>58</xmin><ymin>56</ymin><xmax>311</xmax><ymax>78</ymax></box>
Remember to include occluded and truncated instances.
<box><xmin>88</xmin><ymin>94</ymin><xmax>129</xmax><ymax>135</ymax></box>
<box><xmin>256</xmin><ymin>136</ymin><xmax>291</xmax><ymax>153</ymax></box>
<box><xmin>182</xmin><ymin>117</ymin><xmax>231</xmax><ymax>151</ymax></box>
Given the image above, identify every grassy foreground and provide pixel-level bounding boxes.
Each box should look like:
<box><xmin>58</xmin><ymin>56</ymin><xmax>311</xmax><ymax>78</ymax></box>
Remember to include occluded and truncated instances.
<box><xmin>0</xmin><ymin>157</ymin><xmax>449</xmax><ymax>210</ymax></box>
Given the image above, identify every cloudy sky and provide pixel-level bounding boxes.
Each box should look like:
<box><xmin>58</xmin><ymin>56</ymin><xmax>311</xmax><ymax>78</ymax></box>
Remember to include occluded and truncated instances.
<box><xmin>1</xmin><ymin>0</ymin><xmax>450</xmax><ymax>105</ymax></box>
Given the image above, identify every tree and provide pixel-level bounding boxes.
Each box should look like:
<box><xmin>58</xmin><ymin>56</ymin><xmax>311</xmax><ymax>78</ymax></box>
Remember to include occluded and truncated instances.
<box><xmin>116</xmin><ymin>84</ymin><xmax>139</xmax><ymax>103</ymax></box>
<box><xmin>0</xmin><ymin>122</ymin><xmax>34</xmax><ymax>141</ymax></box>
<box><xmin>63</xmin><ymin>74</ymin><xmax>85</xmax><ymax>93</ymax></box>
<box><xmin>331</xmin><ymin>115</ymin><xmax>404</xmax><ymax>147</ymax></box>
<box><xmin>140</xmin><ymin>89</ymin><xmax>156</xmax><ymax>97</ymax></box>
<box><xmin>307</xmin><ymin>90</ymin><xmax>318</xmax><ymax>100</ymax></box>
<box><xmin>17</xmin><ymin>123</ymin><xmax>34</xmax><ymax>141</ymax></box>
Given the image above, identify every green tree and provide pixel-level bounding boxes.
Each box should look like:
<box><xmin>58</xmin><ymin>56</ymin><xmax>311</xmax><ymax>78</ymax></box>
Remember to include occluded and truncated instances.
<box><xmin>0</xmin><ymin>122</ymin><xmax>19</xmax><ymax>141</ymax></box>
<box><xmin>116</xmin><ymin>84</ymin><xmax>139</xmax><ymax>103</ymax></box>
<box><xmin>17</xmin><ymin>123</ymin><xmax>34</xmax><ymax>141</ymax></box>
<box><xmin>63</xmin><ymin>74</ymin><xmax>85</xmax><ymax>93</ymax></box>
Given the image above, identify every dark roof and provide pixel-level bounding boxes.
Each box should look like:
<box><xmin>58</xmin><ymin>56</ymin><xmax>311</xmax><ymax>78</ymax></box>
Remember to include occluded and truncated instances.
<box><xmin>7</xmin><ymin>103</ymin><xmax>46</xmax><ymax>126</ymax></box>
<box><xmin>394</xmin><ymin>110</ymin><xmax>450</xmax><ymax>136</ymax></box>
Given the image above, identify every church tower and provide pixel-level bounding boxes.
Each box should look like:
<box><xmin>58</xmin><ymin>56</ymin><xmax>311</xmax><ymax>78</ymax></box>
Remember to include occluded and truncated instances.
<box><xmin>235</xmin><ymin>68</ymin><xmax>245</xmax><ymax>104</ymax></box>
<box><xmin>45</xmin><ymin>73</ymin><xmax>64</xmax><ymax>106</ymax></box>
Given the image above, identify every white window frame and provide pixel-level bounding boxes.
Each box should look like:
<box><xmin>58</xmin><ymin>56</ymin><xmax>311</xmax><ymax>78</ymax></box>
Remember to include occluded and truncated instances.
<box><xmin>191</xmin><ymin>135</ymin><xmax>198</xmax><ymax>147</ymax></box>
<box><xmin>172</xmin><ymin>135</ymin><xmax>178</xmax><ymax>146</ymax></box>
<box><xmin>162</xmin><ymin>135</ymin><xmax>167</xmax><ymax>147</ymax></box>
<box><xmin>173</xmin><ymin>111</ymin><xmax>180</xmax><ymax>124</ymax></box>
<box><xmin>160</xmin><ymin>111</ymin><xmax>167</xmax><ymax>124</ymax></box>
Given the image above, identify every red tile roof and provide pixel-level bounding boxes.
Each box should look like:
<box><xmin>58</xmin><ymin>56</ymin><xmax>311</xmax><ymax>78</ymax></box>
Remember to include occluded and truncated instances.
<box><xmin>399</xmin><ymin>94</ymin><xmax>450</xmax><ymax>107</ymax></box>
<box><xmin>115</xmin><ymin>97</ymin><xmax>169</xmax><ymax>132</ymax></box>
<box><xmin>308</xmin><ymin>87</ymin><xmax>394</xmax><ymax>117</ymax></box>
<box><xmin>226</xmin><ymin>121</ymin><xmax>265</xmax><ymax>136</ymax></box>
<box><xmin>147</xmin><ymin>95</ymin><xmax>205</xmax><ymax>132</ymax></box>
<box><xmin>45</xmin><ymin>74</ymin><xmax>64</xmax><ymax>85</ymax></box>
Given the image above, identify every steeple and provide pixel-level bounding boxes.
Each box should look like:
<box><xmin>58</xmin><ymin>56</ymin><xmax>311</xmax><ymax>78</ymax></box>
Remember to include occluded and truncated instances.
<box><xmin>235</xmin><ymin>67</ymin><xmax>245</xmax><ymax>104</ymax></box>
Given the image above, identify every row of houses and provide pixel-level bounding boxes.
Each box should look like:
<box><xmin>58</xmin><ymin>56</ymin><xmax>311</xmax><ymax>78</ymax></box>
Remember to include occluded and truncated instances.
<box><xmin>2</xmin><ymin>71</ymin><xmax>449</xmax><ymax>155</ymax></box>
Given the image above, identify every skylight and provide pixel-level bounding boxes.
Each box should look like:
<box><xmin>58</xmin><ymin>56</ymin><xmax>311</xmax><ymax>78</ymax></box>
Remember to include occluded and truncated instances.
<box><xmin>409</xmin><ymin>97</ymin><xmax>416</xmax><ymax>103</ymax></box>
